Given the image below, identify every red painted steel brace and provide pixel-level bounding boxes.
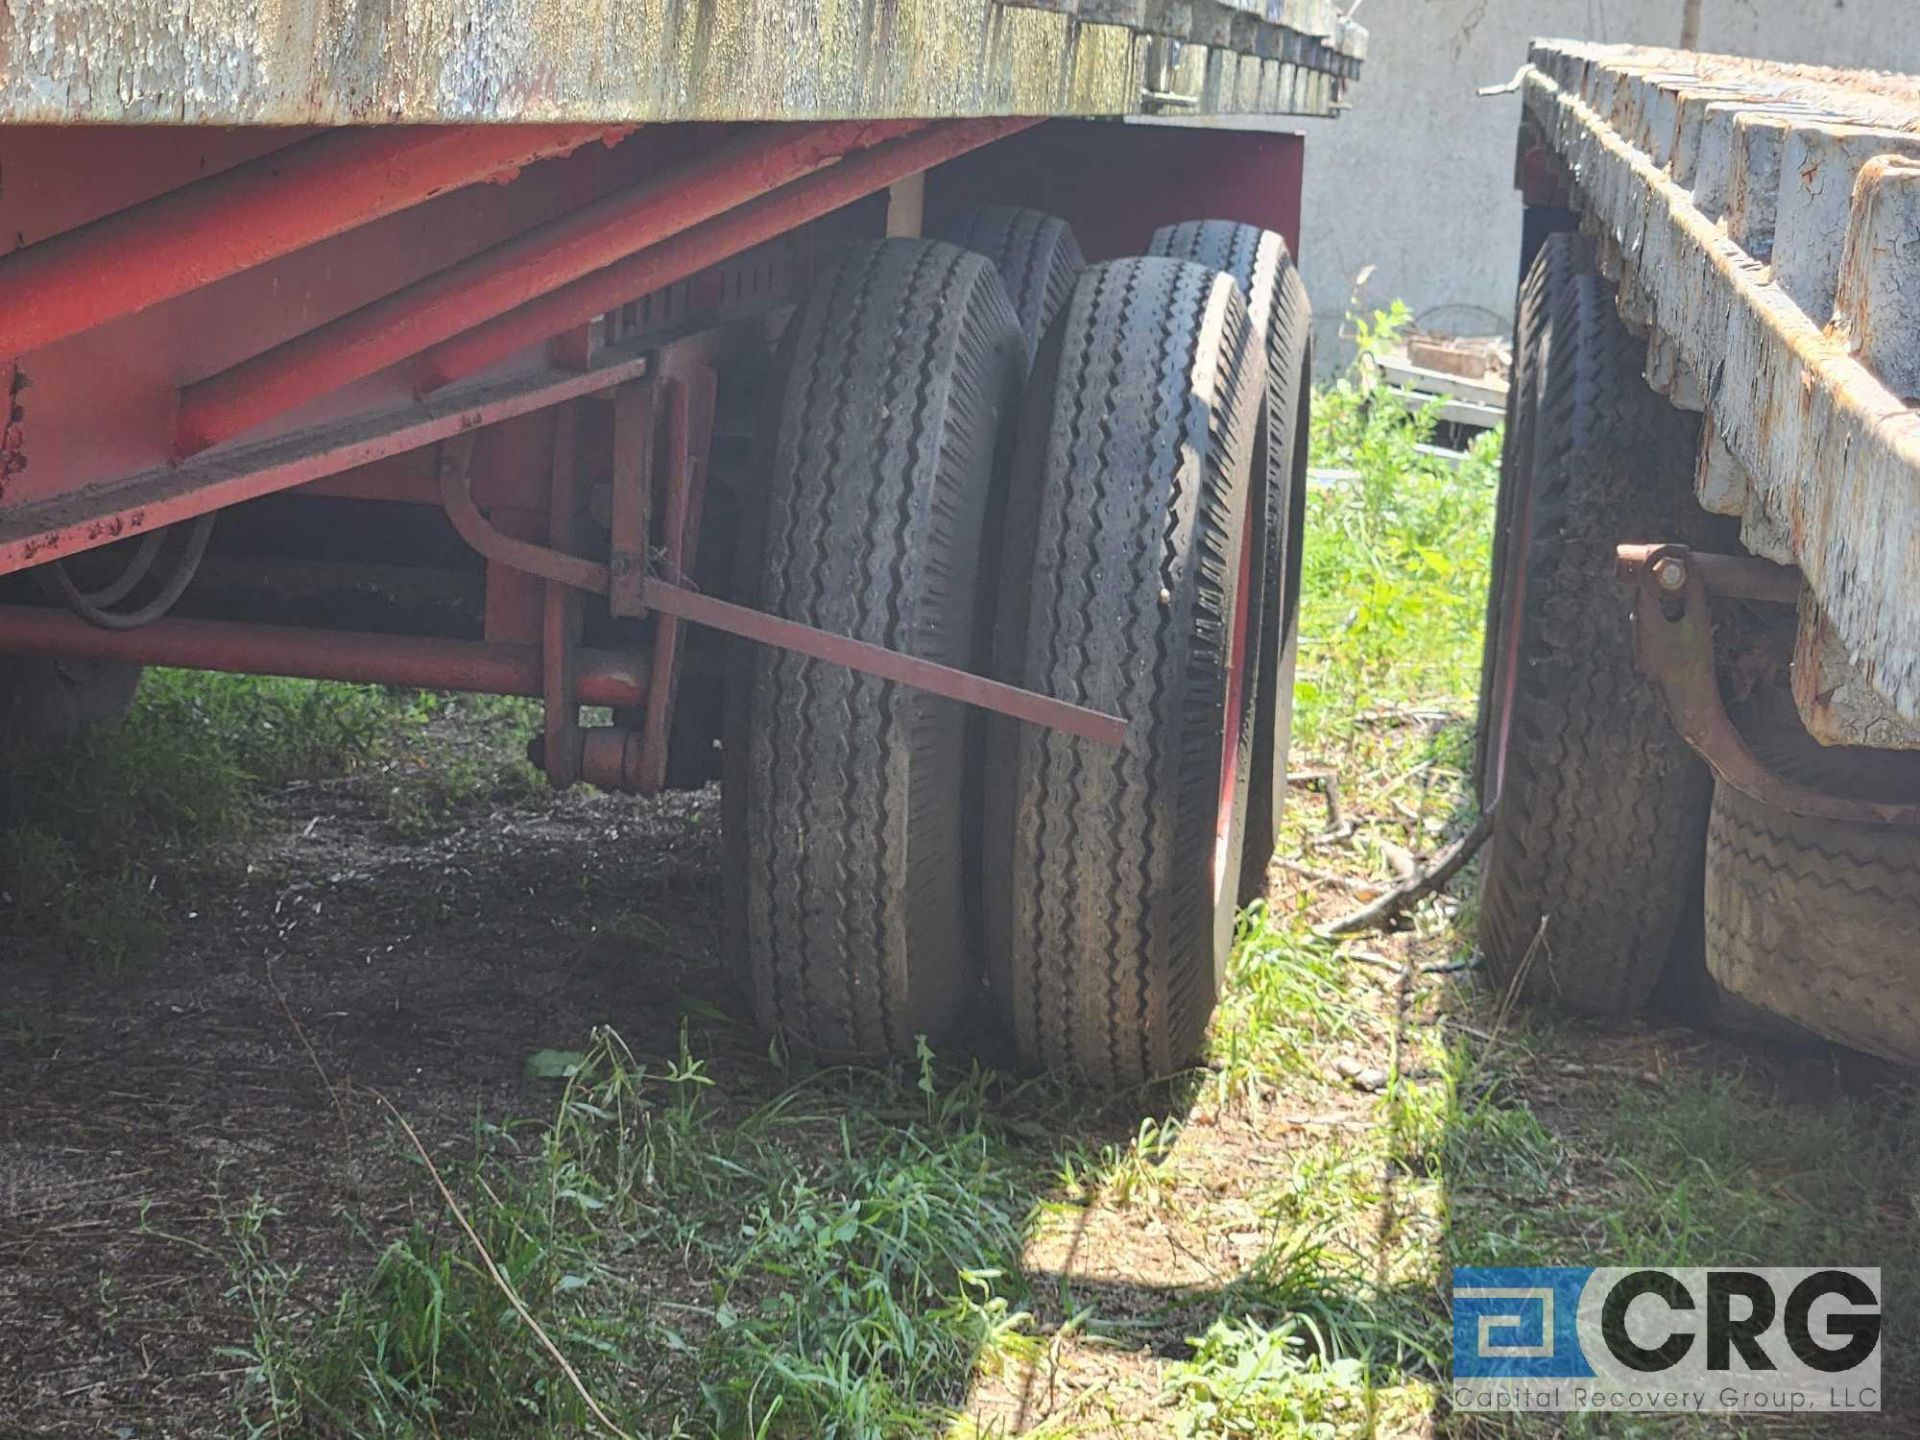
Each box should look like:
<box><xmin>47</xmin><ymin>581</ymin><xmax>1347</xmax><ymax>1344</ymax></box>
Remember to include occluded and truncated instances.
<box><xmin>173</xmin><ymin>121</ymin><xmax>921</xmax><ymax>456</ymax></box>
<box><xmin>0</xmin><ymin>125</ymin><xmax>627</xmax><ymax>358</ymax></box>
<box><xmin>437</xmin><ymin>440</ymin><xmax>1127</xmax><ymax>751</ymax></box>
<box><xmin>414</xmin><ymin>117</ymin><xmax>1041</xmax><ymax>393</ymax></box>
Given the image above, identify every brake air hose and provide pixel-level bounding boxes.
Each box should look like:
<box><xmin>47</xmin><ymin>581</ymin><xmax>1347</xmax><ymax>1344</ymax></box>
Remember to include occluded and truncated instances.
<box><xmin>37</xmin><ymin>512</ymin><xmax>216</xmax><ymax>630</ymax></box>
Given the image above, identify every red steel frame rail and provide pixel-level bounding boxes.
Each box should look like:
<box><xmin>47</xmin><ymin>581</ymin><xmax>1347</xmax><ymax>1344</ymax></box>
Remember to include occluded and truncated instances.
<box><xmin>0</xmin><ymin>118</ymin><xmax>1034</xmax><ymax>577</ymax></box>
<box><xmin>173</xmin><ymin>120</ymin><xmax>925</xmax><ymax>457</ymax></box>
<box><xmin>0</xmin><ymin>125</ymin><xmax>628</xmax><ymax>358</ymax></box>
<box><xmin>415</xmin><ymin>117</ymin><xmax>1038</xmax><ymax>392</ymax></box>
<box><xmin>0</xmin><ymin>343</ymin><xmax>657</xmax><ymax>579</ymax></box>
<box><xmin>0</xmin><ymin>607</ymin><xmax>648</xmax><ymax>708</ymax></box>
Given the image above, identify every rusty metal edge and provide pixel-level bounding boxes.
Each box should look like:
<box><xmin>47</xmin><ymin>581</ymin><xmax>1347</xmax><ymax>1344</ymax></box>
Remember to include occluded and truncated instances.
<box><xmin>0</xmin><ymin>345</ymin><xmax>655</xmax><ymax>580</ymax></box>
<box><xmin>1618</xmin><ymin>543</ymin><xmax>1920</xmax><ymax>827</ymax></box>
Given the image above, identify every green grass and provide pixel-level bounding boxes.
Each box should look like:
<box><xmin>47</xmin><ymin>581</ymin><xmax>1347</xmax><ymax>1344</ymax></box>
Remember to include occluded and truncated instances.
<box><xmin>0</xmin><ymin>672</ymin><xmax>538</xmax><ymax>966</ymax></box>
<box><xmin>0</xmin><ymin>669</ymin><xmax>409</xmax><ymax>967</ymax></box>
<box><xmin>1164</xmin><ymin>1315</ymin><xmax>1365</xmax><ymax>1438</ymax></box>
<box><xmin>1294</xmin><ymin>304</ymin><xmax>1501</xmax><ymax>753</ymax></box>
<box><xmin>232</xmin><ymin>1032</ymin><xmax>1040</xmax><ymax>1438</ymax></box>
<box><xmin>10</xmin><ymin>668</ymin><xmax>411</xmax><ymax>838</ymax></box>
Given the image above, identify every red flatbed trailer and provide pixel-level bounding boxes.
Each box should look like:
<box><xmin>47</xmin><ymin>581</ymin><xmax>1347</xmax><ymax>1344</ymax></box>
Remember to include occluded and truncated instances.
<box><xmin>0</xmin><ymin>1</ymin><xmax>1365</xmax><ymax>1086</ymax></box>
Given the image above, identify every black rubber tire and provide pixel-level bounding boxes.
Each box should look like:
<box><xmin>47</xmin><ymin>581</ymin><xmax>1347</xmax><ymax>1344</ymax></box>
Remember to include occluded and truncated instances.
<box><xmin>1149</xmin><ymin>221</ymin><xmax>1312</xmax><ymax>908</ymax></box>
<box><xmin>984</xmin><ymin>256</ymin><xmax>1262</xmax><ymax>1086</ymax></box>
<box><xmin>1705</xmin><ymin>784</ymin><xmax>1920</xmax><ymax>1064</ymax></box>
<box><xmin>1473</xmin><ymin>232</ymin><xmax>1714</xmax><ymax>1018</ymax></box>
<box><xmin>0</xmin><ymin>657</ymin><xmax>142</xmax><ymax>759</ymax></box>
<box><xmin>940</xmin><ymin>205</ymin><xmax>1086</xmax><ymax>363</ymax></box>
<box><xmin>723</xmin><ymin>238</ymin><xmax>1025</xmax><ymax>1059</ymax></box>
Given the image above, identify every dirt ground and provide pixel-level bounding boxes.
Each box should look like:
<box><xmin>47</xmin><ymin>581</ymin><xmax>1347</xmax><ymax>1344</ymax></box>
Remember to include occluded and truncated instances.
<box><xmin>0</xmin><ymin>754</ymin><xmax>745</xmax><ymax>1436</ymax></box>
<box><xmin>0</xmin><ymin>762</ymin><xmax>1414</xmax><ymax>1439</ymax></box>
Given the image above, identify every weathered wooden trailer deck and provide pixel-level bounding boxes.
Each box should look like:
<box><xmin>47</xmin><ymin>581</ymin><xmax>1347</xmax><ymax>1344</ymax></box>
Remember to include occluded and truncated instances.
<box><xmin>1520</xmin><ymin>41</ymin><xmax>1920</xmax><ymax>734</ymax></box>
<box><xmin>0</xmin><ymin>0</ymin><xmax>1365</xmax><ymax>124</ymax></box>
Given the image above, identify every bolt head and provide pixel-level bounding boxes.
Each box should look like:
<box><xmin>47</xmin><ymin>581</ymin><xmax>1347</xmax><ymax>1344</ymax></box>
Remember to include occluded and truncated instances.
<box><xmin>1652</xmin><ymin>556</ymin><xmax>1689</xmax><ymax>592</ymax></box>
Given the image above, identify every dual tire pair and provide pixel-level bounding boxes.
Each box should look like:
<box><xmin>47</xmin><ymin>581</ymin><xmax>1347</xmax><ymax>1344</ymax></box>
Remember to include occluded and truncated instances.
<box><xmin>725</xmin><ymin>211</ymin><xmax>1309</xmax><ymax>1086</ymax></box>
<box><xmin>1475</xmin><ymin>230</ymin><xmax>1920</xmax><ymax>1064</ymax></box>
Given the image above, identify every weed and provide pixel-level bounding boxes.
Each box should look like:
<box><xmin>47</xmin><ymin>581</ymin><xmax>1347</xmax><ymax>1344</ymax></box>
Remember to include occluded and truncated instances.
<box><xmin>227</xmin><ymin>1030</ymin><xmax>1034</xmax><ymax>1438</ymax></box>
<box><xmin>1435</xmin><ymin>1061</ymin><xmax>1560</xmax><ymax>1202</ymax></box>
<box><xmin>219</xmin><ymin>1193</ymin><xmax>307</xmax><ymax>1439</ymax></box>
<box><xmin>1295</xmin><ymin>305</ymin><xmax>1501</xmax><ymax>750</ymax></box>
<box><xmin>1167</xmin><ymin>1315</ymin><xmax>1363</xmax><ymax>1438</ymax></box>
<box><xmin>373</xmin><ymin>691</ymin><xmax>541</xmax><ymax>839</ymax></box>
<box><xmin>1210</xmin><ymin>910</ymin><xmax>1366</xmax><ymax>1101</ymax></box>
<box><xmin>1057</xmin><ymin>1115</ymin><xmax>1183</xmax><ymax>1210</ymax></box>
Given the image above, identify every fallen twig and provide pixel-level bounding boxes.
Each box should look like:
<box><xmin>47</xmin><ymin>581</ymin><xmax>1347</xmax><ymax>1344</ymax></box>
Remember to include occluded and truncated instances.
<box><xmin>1492</xmin><ymin>914</ymin><xmax>1550</xmax><ymax>1043</ymax></box>
<box><xmin>1378</xmin><ymin>839</ymin><xmax>1417</xmax><ymax>883</ymax></box>
<box><xmin>1354</xmin><ymin>705</ymin><xmax>1460</xmax><ymax>728</ymax></box>
<box><xmin>377</xmin><ymin>1094</ymin><xmax>635</xmax><ymax>1440</ymax></box>
<box><xmin>1314</xmin><ymin>810</ymin><xmax>1495</xmax><ymax>938</ymax></box>
<box><xmin>1345</xmin><ymin>949</ymin><xmax>1404</xmax><ymax>972</ymax></box>
<box><xmin>1375</xmin><ymin>761</ymin><xmax>1436</xmax><ymax>807</ymax></box>
<box><xmin>1275</xmin><ymin>857</ymin><xmax>1375</xmax><ymax>892</ymax></box>
<box><xmin>1289</xmin><ymin>768</ymin><xmax>1352</xmax><ymax>847</ymax></box>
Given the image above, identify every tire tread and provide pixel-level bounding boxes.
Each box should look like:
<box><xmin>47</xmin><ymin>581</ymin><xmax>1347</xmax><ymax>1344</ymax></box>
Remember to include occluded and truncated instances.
<box><xmin>1475</xmin><ymin>233</ymin><xmax>1715</xmax><ymax>1016</ymax></box>
<box><xmin>732</xmin><ymin>237</ymin><xmax>1024</xmax><ymax>1056</ymax></box>
<box><xmin>1705</xmin><ymin>784</ymin><xmax>1920</xmax><ymax>1062</ymax></box>
<box><xmin>988</xmin><ymin>255</ymin><xmax>1260</xmax><ymax>1084</ymax></box>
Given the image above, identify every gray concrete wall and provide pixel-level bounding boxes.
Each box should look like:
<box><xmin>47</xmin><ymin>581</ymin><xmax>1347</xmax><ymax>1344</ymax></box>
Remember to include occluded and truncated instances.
<box><xmin>1291</xmin><ymin>0</ymin><xmax>1920</xmax><ymax>364</ymax></box>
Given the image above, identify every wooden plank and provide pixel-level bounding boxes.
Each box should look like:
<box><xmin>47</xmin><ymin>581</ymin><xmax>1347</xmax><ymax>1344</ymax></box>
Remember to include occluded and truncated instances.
<box><xmin>1379</xmin><ymin>386</ymin><xmax>1504</xmax><ymax>430</ymax></box>
<box><xmin>0</xmin><ymin>0</ymin><xmax>1367</xmax><ymax>125</ymax></box>
<box><xmin>1378</xmin><ymin>357</ymin><xmax>1509</xmax><ymax>407</ymax></box>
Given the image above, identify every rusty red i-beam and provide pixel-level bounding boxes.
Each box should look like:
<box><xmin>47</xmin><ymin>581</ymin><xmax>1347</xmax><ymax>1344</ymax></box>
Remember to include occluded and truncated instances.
<box><xmin>0</xmin><ymin>125</ymin><xmax>633</xmax><ymax>358</ymax></box>
<box><xmin>171</xmin><ymin>120</ymin><xmax>933</xmax><ymax>456</ymax></box>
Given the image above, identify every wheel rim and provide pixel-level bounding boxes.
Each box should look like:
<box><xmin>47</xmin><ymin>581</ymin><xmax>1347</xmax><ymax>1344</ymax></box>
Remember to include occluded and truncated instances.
<box><xmin>1214</xmin><ymin>507</ymin><xmax>1257</xmax><ymax>903</ymax></box>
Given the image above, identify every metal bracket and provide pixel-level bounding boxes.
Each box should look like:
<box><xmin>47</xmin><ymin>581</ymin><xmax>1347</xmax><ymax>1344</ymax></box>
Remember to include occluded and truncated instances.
<box><xmin>438</xmin><ymin>439</ymin><xmax>1127</xmax><ymax>750</ymax></box>
<box><xmin>1616</xmin><ymin>542</ymin><xmax>1920</xmax><ymax>826</ymax></box>
<box><xmin>604</xmin><ymin>380</ymin><xmax>656</xmax><ymax>620</ymax></box>
<box><xmin>634</xmin><ymin>368</ymin><xmax>717</xmax><ymax>792</ymax></box>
